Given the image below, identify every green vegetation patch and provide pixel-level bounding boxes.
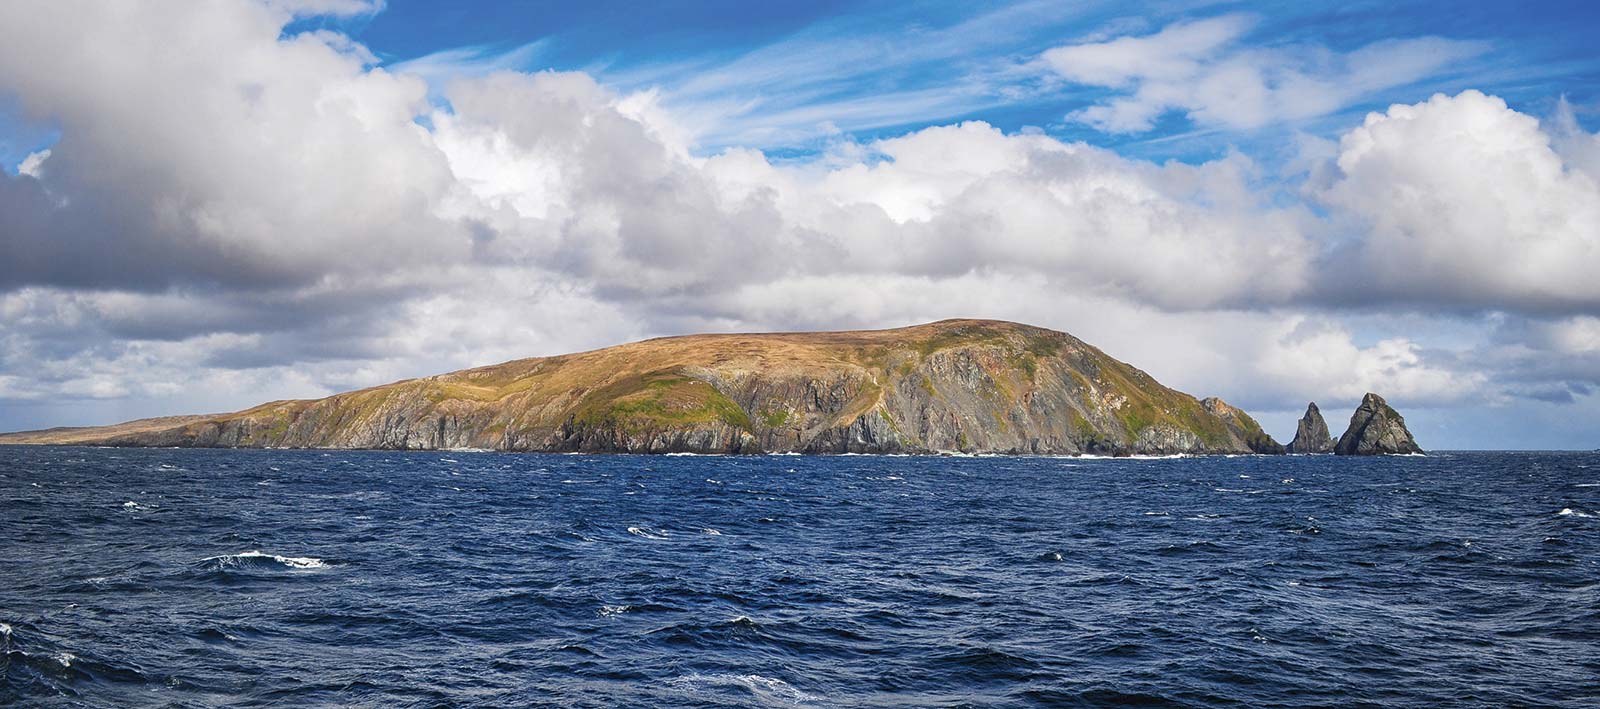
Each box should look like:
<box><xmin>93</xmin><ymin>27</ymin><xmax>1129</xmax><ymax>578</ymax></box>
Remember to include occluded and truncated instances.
<box><xmin>1094</xmin><ymin>360</ymin><xmax>1232</xmax><ymax>447</ymax></box>
<box><xmin>574</xmin><ymin>370</ymin><xmax>753</xmax><ymax>434</ymax></box>
<box><xmin>1024</xmin><ymin>333</ymin><xmax>1063</xmax><ymax>359</ymax></box>
<box><xmin>760</xmin><ymin>407</ymin><xmax>792</xmax><ymax>428</ymax></box>
<box><xmin>916</xmin><ymin>325</ymin><xmax>1004</xmax><ymax>358</ymax></box>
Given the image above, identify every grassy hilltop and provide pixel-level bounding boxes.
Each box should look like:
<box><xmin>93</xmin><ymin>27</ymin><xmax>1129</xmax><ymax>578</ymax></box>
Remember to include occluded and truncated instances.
<box><xmin>0</xmin><ymin>319</ymin><xmax>1282</xmax><ymax>455</ymax></box>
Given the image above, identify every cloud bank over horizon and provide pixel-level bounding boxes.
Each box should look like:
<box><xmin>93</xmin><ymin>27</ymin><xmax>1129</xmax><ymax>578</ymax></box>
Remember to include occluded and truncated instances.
<box><xmin>2</xmin><ymin>0</ymin><xmax>1599</xmax><ymax>448</ymax></box>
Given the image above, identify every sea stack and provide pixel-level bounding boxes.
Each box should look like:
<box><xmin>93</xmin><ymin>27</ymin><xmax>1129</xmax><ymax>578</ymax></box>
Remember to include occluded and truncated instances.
<box><xmin>1286</xmin><ymin>402</ymin><xmax>1334</xmax><ymax>454</ymax></box>
<box><xmin>1334</xmin><ymin>393</ymin><xmax>1423</xmax><ymax>455</ymax></box>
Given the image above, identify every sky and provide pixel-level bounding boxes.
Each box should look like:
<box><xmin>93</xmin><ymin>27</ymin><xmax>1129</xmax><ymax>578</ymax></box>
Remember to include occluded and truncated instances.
<box><xmin>2</xmin><ymin>0</ymin><xmax>1600</xmax><ymax>449</ymax></box>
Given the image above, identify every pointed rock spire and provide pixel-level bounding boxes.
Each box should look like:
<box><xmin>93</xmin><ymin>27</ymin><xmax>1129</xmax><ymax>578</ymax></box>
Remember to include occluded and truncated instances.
<box><xmin>1286</xmin><ymin>402</ymin><xmax>1334</xmax><ymax>454</ymax></box>
<box><xmin>1334</xmin><ymin>393</ymin><xmax>1423</xmax><ymax>455</ymax></box>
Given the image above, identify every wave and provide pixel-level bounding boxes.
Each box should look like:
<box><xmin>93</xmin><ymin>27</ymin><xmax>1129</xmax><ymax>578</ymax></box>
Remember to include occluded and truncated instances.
<box><xmin>668</xmin><ymin>672</ymin><xmax>818</xmax><ymax>705</ymax></box>
<box><xmin>199</xmin><ymin>551</ymin><xmax>328</xmax><ymax>570</ymax></box>
<box><xmin>1070</xmin><ymin>453</ymin><xmax>1190</xmax><ymax>460</ymax></box>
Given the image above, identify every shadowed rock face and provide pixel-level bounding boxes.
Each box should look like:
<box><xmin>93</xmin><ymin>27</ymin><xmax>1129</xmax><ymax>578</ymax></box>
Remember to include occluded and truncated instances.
<box><xmin>1287</xmin><ymin>402</ymin><xmax>1334</xmax><ymax>454</ymax></box>
<box><xmin>1334</xmin><ymin>393</ymin><xmax>1423</xmax><ymax>455</ymax></box>
<box><xmin>0</xmin><ymin>319</ymin><xmax>1285</xmax><ymax>456</ymax></box>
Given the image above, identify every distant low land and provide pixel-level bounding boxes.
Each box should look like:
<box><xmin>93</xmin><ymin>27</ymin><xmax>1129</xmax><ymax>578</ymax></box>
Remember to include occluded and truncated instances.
<box><xmin>0</xmin><ymin>319</ymin><xmax>1418</xmax><ymax>456</ymax></box>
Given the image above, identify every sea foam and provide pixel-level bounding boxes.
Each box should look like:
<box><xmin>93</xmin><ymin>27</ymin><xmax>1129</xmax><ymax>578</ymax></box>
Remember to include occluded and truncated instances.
<box><xmin>201</xmin><ymin>551</ymin><xmax>327</xmax><ymax>570</ymax></box>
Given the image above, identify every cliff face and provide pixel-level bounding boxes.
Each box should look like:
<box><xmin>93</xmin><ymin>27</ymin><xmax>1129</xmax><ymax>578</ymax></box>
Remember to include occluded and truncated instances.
<box><xmin>1286</xmin><ymin>402</ymin><xmax>1335</xmax><ymax>454</ymax></box>
<box><xmin>0</xmin><ymin>319</ymin><xmax>1285</xmax><ymax>456</ymax></box>
<box><xmin>1334</xmin><ymin>393</ymin><xmax>1423</xmax><ymax>455</ymax></box>
<box><xmin>1200</xmin><ymin>397</ymin><xmax>1285</xmax><ymax>454</ymax></box>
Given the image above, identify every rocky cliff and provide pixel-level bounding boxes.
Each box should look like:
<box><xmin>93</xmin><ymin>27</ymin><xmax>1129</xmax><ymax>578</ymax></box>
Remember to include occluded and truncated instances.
<box><xmin>1334</xmin><ymin>393</ymin><xmax>1423</xmax><ymax>455</ymax></box>
<box><xmin>1286</xmin><ymin>402</ymin><xmax>1335</xmax><ymax>454</ymax></box>
<box><xmin>0</xmin><ymin>319</ymin><xmax>1286</xmax><ymax>456</ymax></box>
<box><xmin>1200</xmin><ymin>397</ymin><xmax>1285</xmax><ymax>454</ymax></box>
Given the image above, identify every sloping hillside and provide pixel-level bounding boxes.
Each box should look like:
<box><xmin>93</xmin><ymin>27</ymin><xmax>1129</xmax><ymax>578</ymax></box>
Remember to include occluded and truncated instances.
<box><xmin>0</xmin><ymin>319</ymin><xmax>1281</xmax><ymax>455</ymax></box>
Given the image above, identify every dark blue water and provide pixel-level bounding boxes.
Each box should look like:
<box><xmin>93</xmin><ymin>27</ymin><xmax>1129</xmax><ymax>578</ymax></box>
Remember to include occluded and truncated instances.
<box><xmin>2</xmin><ymin>447</ymin><xmax>1597</xmax><ymax>707</ymax></box>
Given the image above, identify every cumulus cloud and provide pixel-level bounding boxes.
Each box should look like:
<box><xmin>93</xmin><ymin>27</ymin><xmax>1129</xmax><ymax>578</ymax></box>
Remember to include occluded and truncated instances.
<box><xmin>1041</xmin><ymin>14</ymin><xmax>1484</xmax><ymax>132</ymax></box>
<box><xmin>1312</xmin><ymin>90</ymin><xmax>1600</xmax><ymax>313</ymax></box>
<box><xmin>0</xmin><ymin>1</ymin><xmax>467</xmax><ymax>293</ymax></box>
<box><xmin>1</xmin><ymin>1</ymin><xmax>1599</xmax><ymax>443</ymax></box>
<box><xmin>1253</xmin><ymin>317</ymin><xmax>1486</xmax><ymax>406</ymax></box>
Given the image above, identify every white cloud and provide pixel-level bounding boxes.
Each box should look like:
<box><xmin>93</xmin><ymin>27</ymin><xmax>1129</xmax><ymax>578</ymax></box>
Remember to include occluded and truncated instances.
<box><xmin>1254</xmin><ymin>317</ymin><xmax>1486</xmax><ymax>406</ymax></box>
<box><xmin>1042</xmin><ymin>14</ymin><xmax>1484</xmax><ymax>132</ymax></box>
<box><xmin>1551</xmin><ymin>96</ymin><xmax>1600</xmax><ymax>182</ymax></box>
<box><xmin>1044</xmin><ymin>15</ymin><xmax>1250</xmax><ymax>90</ymax></box>
<box><xmin>1314</xmin><ymin>90</ymin><xmax>1600</xmax><ymax>312</ymax></box>
<box><xmin>263</xmin><ymin>0</ymin><xmax>384</xmax><ymax>18</ymax></box>
<box><xmin>0</xmin><ymin>1</ymin><xmax>1598</xmax><ymax>446</ymax></box>
<box><xmin>16</xmin><ymin>149</ymin><xmax>49</xmax><ymax>178</ymax></box>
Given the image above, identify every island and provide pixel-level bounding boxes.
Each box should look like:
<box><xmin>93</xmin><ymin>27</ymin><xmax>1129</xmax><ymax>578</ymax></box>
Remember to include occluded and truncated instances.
<box><xmin>0</xmin><ymin>319</ymin><xmax>1289</xmax><ymax>456</ymax></box>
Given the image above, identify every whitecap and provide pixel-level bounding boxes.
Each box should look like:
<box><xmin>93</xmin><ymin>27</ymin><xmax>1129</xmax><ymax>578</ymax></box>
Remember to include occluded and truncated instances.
<box><xmin>202</xmin><ymin>550</ymin><xmax>327</xmax><ymax>569</ymax></box>
<box><xmin>1575</xmin><ymin>483</ymin><xmax>1600</xmax><ymax>488</ymax></box>
<box><xmin>627</xmin><ymin>526</ymin><xmax>669</xmax><ymax>540</ymax></box>
<box><xmin>701</xmin><ymin>528</ymin><xmax>723</xmax><ymax>536</ymax></box>
<box><xmin>597</xmin><ymin>604</ymin><xmax>630</xmax><ymax>617</ymax></box>
<box><xmin>669</xmin><ymin>673</ymin><xmax>817</xmax><ymax>704</ymax></box>
<box><xmin>1558</xmin><ymin>508</ymin><xmax>1594</xmax><ymax>518</ymax></box>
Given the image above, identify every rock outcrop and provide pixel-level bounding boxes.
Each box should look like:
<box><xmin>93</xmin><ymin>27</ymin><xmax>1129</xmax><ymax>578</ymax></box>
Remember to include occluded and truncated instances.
<box><xmin>1286</xmin><ymin>402</ymin><xmax>1334</xmax><ymax>454</ymax></box>
<box><xmin>1334</xmin><ymin>393</ymin><xmax>1423</xmax><ymax>455</ymax></box>
<box><xmin>0</xmin><ymin>319</ymin><xmax>1286</xmax><ymax>456</ymax></box>
<box><xmin>1201</xmin><ymin>397</ymin><xmax>1285</xmax><ymax>454</ymax></box>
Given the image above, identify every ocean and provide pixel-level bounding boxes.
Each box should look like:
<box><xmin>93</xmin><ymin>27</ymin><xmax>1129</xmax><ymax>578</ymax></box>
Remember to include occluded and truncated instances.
<box><xmin>1</xmin><ymin>446</ymin><xmax>1596</xmax><ymax>707</ymax></box>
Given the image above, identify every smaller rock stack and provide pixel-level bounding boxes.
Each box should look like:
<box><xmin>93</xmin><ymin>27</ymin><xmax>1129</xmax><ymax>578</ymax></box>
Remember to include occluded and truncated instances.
<box><xmin>1334</xmin><ymin>392</ymin><xmax>1423</xmax><ymax>455</ymax></box>
<box><xmin>1286</xmin><ymin>402</ymin><xmax>1334</xmax><ymax>454</ymax></box>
